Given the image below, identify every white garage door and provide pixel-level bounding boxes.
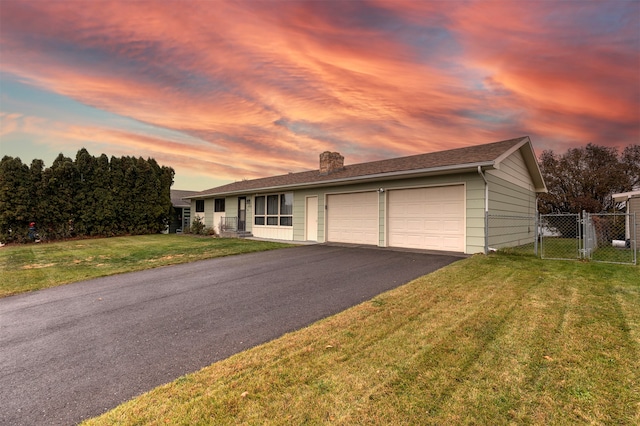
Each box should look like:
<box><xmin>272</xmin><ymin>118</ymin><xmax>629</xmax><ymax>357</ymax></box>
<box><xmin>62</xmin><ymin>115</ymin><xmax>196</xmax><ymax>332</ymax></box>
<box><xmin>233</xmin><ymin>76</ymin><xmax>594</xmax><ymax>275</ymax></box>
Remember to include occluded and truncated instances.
<box><xmin>327</xmin><ymin>192</ymin><xmax>379</xmax><ymax>245</ymax></box>
<box><xmin>388</xmin><ymin>185</ymin><xmax>465</xmax><ymax>252</ymax></box>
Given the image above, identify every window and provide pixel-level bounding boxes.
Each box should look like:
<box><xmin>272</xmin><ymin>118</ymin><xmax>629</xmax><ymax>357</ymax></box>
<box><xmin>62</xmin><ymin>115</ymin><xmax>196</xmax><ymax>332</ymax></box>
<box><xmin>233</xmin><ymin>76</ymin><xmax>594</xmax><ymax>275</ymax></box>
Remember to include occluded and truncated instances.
<box><xmin>254</xmin><ymin>196</ymin><xmax>265</xmax><ymax>225</ymax></box>
<box><xmin>267</xmin><ymin>195</ymin><xmax>279</xmax><ymax>225</ymax></box>
<box><xmin>254</xmin><ymin>193</ymin><xmax>293</xmax><ymax>226</ymax></box>
<box><xmin>214</xmin><ymin>198</ymin><xmax>225</xmax><ymax>212</ymax></box>
<box><xmin>195</xmin><ymin>200</ymin><xmax>204</xmax><ymax>212</ymax></box>
<box><xmin>280</xmin><ymin>193</ymin><xmax>293</xmax><ymax>226</ymax></box>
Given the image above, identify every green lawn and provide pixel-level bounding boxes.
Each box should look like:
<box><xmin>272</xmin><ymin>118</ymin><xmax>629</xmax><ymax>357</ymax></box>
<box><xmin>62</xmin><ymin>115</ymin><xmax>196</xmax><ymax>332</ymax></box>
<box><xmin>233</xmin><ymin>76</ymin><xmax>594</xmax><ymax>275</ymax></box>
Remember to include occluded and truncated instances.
<box><xmin>82</xmin><ymin>253</ymin><xmax>640</xmax><ymax>425</ymax></box>
<box><xmin>0</xmin><ymin>235</ymin><xmax>290</xmax><ymax>297</ymax></box>
<box><xmin>540</xmin><ymin>237</ymin><xmax>580</xmax><ymax>260</ymax></box>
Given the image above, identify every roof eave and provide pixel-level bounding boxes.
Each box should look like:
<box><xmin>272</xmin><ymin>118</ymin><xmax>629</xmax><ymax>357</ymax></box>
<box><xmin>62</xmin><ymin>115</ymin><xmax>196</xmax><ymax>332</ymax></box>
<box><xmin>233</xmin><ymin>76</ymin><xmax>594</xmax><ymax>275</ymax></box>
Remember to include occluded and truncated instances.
<box><xmin>613</xmin><ymin>189</ymin><xmax>640</xmax><ymax>202</ymax></box>
<box><xmin>189</xmin><ymin>161</ymin><xmax>497</xmax><ymax>198</ymax></box>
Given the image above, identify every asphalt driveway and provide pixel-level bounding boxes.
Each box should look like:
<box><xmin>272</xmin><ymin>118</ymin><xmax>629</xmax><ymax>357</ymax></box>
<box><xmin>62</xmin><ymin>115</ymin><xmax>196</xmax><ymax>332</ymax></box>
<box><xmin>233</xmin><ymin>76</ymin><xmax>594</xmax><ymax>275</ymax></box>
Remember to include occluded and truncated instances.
<box><xmin>0</xmin><ymin>244</ymin><xmax>463</xmax><ymax>425</ymax></box>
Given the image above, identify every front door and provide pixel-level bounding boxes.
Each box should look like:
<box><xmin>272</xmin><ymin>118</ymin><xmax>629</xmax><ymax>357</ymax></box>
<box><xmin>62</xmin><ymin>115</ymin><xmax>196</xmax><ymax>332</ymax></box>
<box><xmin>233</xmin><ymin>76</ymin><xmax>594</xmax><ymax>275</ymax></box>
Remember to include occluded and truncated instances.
<box><xmin>238</xmin><ymin>197</ymin><xmax>246</xmax><ymax>232</ymax></box>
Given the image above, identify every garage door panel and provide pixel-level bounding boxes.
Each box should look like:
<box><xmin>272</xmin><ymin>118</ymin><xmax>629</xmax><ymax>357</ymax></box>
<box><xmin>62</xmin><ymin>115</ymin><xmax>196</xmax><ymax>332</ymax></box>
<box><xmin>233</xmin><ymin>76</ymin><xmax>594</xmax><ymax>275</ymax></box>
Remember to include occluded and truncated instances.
<box><xmin>327</xmin><ymin>192</ymin><xmax>378</xmax><ymax>245</ymax></box>
<box><xmin>406</xmin><ymin>219</ymin><xmax>422</xmax><ymax>228</ymax></box>
<box><xmin>407</xmin><ymin>204</ymin><xmax>424</xmax><ymax>215</ymax></box>
<box><xmin>388</xmin><ymin>186</ymin><xmax>464</xmax><ymax>252</ymax></box>
<box><xmin>425</xmin><ymin>236</ymin><xmax>441</xmax><ymax>246</ymax></box>
<box><xmin>442</xmin><ymin>204</ymin><xmax>463</xmax><ymax>215</ymax></box>
<box><xmin>405</xmin><ymin>236</ymin><xmax>422</xmax><ymax>246</ymax></box>
<box><xmin>443</xmin><ymin>220</ymin><xmax>463</xmax><ymax>232</ymax></box>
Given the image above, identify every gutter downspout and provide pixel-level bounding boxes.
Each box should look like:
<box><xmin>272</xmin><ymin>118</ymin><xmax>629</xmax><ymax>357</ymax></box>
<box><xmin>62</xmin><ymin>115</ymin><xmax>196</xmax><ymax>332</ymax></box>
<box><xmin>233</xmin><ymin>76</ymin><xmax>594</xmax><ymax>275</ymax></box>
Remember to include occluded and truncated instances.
<box><xmin>534</xmin><ymin>194</ymin><xmax>539</xmax><ymax>257</ymax></box>
<box><xmin>478</xmin><ymin>166</ymin><xmax>489</xmax><ymax>254</ymax></box>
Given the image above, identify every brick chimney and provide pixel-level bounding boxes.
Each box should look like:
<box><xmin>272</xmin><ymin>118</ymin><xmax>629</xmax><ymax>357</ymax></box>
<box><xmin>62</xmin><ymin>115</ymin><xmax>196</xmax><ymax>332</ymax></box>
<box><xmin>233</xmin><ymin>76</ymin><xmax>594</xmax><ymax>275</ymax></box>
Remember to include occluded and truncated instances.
<box><xmin>319</xmin><ymin>151</ymin><xmax>344</xmax><ymax>175</ymax></box>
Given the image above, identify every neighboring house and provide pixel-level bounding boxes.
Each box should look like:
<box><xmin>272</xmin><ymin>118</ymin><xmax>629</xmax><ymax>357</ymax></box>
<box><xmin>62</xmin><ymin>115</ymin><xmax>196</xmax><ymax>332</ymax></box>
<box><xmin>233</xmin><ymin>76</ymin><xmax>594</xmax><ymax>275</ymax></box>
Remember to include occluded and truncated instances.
<box><xmin>612</xmin><ymin>189</ymin><xmax>640</xmax><ymax>246</ymax></box>
<box><xmin>184</xmin><ymin>136</ymin><xmax>547</xmax><ymax>254</ymax></box>
<box><xmin>169</xmin><ymin>190</ymin><xmax>198</xmax><ymax>233</ymax></box>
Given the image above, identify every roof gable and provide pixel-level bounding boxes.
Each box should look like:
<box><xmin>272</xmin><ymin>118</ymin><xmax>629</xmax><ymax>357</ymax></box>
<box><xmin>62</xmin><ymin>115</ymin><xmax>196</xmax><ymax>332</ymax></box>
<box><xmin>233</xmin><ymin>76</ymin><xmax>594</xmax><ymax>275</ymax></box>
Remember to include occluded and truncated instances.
<box><xmin>493</xmin><ymin>137</ymin><xmax>547</xmax><ymax>192</ymax></box>
<box><xmin>187</xmin><ymin>137</ymin><xmax>545</xmax><ymax>198</ymax></box>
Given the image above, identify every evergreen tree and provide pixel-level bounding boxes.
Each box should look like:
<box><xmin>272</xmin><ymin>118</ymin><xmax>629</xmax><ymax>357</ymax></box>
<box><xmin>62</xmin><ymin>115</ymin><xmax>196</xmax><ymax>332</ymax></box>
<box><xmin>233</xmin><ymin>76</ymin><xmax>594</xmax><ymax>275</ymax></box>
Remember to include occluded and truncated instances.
<box><xmin>42</xmin><ymin>154</ymin><xmax>77</xmax><ymax>239</ymax></box>
<box><xmin>1</xmin><ymin>150</ymin><xmax>175</xmax><ymax>243</ymax></box>
<box><xmin>94</xmin><ymin>154</ymin><xmax>115</xmax><ymax>235</ymax></box>
<box><xmin>122</xmin><ymin>156</ymin><xmax>140</xmax><ymax>233</ymax></box>
<box><xmin>28</xmin><ymin>159</ymin><xmax>46</xmax><ymax>236</ymax></box>
<box><xmin>109</xmin><ymin>156</ymin><xmax>126</xmax><ymax>235</ymax></box>
<box><xmin>74</xmin><ymin>148</ymin><xmax>95</xmax><ymax>235</ymax></box>
<box><xmin>0</xmin><ymin>156</ymin><xmax>31</xmax><ymax>242</ymax></box>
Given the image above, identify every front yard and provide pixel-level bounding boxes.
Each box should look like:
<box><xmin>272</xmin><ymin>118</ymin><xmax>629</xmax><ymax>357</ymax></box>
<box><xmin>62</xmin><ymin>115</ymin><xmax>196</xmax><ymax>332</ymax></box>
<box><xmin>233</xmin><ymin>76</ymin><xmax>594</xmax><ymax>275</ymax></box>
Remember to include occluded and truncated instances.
<box><xmin>0</xmin><ymin>235</ymin><xmax>290</xmax><ymax>297</ymax></box>
<box><xmin>3</xmin><ymin>236</ymin><xmax>637</xmax><ymax>424</ymax></box>
<box><xmin>82</xmin><ymin>253</ymin><xmax>639</xmax><ymax>425</ymax></box>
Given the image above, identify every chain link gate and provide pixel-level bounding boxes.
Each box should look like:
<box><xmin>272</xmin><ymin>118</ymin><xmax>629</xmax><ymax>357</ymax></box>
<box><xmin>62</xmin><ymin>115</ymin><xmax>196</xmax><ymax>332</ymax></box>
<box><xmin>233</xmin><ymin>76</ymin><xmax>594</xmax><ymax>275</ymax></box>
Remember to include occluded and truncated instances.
<box><xmin>539</xmin><ymin>212</ymin><xmax>636</xmax><ymax>264</ymax></box>
<box><xmin>539</xmin><ymin>214</ymin><xmax>581</xmax><ymax>260</ymax></box>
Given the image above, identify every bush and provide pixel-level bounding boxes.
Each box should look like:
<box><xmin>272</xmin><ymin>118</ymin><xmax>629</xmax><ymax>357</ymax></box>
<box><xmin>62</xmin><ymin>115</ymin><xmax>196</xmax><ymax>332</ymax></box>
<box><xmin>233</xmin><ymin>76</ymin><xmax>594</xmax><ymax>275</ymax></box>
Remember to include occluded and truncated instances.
<box><xmin>190</xmin><ymin>216</ymin><xmax>206</xmax><ymax>235</ymax></box>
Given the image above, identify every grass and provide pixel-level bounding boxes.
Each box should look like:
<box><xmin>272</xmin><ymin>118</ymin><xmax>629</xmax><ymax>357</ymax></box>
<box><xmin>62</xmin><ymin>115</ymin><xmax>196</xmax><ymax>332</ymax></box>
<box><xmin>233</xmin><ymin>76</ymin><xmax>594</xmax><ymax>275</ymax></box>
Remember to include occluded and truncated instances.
<box><xmin>513</xmin><ymin>237</ymin><xmax>637</xmax><ymax>264</ymax></box>
<box><xmin>591</xmin><ymin>245</ymin><xmax>637</xmax><ymax>264</ymax></box>
<box><xmin>0</xmin><ymin>235</ymin><xmax>290</xmax><ymax>297</ymax></box>
<box><xmin>540</xmin><ymin>237</ymin><xmax>581</xmax><ymax>260</ymax></box>
<box><xmin>81</xmin><ymin>253</ymin><xmax>640</xmax><ymax>425</ymax></box>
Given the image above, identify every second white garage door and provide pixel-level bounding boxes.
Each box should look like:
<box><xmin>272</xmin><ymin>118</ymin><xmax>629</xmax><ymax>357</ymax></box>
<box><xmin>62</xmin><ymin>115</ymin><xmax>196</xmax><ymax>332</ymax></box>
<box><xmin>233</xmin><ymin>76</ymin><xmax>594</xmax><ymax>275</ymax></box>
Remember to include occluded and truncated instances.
<box><xmin>388</xmin><ymin>185</ymin><xmax>465</xmax><ymax>252</ymax></box>
<box><xmin>327</xmin><ymin>192</ymin><xmax>379</xmax><ymax>245</ymax></box>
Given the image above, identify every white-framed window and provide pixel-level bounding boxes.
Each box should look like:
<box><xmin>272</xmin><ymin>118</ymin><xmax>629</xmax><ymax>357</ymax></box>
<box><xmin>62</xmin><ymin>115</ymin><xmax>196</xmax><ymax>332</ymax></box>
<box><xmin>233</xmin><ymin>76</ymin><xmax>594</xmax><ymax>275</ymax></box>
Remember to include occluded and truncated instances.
<box><xmin>254</xmin><ymin>193</ymin><xmax>293</xmax><ymax>226</ymax></box>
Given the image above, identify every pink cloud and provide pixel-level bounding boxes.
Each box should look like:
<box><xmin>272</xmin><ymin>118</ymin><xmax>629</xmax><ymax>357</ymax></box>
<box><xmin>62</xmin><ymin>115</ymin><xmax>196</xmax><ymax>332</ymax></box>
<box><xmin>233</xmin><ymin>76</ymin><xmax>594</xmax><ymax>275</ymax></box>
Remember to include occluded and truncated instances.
<box><xmin>1</xmin><ymin>0</ymin><xmax>637</xmax><ymax>186</ymax></box>
<box><xmin>448</xmin><ymin>1</ymin><xmax>639</xmax><ymax>150</ymax></box>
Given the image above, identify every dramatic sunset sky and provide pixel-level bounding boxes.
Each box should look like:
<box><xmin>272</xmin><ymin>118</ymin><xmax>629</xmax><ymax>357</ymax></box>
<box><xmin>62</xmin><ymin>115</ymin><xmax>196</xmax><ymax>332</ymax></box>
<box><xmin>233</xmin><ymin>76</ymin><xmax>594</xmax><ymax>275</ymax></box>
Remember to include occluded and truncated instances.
<box><xmin>1</xmin><ymin>1</ymin><xmax>638</xmax><ymax>190</ymax></box>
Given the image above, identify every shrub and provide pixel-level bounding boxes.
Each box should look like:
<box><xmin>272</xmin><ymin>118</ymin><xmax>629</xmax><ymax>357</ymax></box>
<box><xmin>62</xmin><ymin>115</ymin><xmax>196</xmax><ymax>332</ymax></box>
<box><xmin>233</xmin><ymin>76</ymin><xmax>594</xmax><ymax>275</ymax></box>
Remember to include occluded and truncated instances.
<box><xmin>190</xmin><ymin>216</ymin><xmax>206</xmax><ymax>235</ymax></box>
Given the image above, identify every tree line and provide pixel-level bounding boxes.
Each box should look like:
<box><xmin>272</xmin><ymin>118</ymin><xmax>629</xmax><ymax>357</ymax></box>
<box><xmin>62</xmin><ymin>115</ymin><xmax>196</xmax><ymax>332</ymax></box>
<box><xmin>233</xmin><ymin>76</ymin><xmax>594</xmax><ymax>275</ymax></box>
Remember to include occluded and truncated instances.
<box><xmin>0</xmin><ymin>149</ymin><xmax>174</xmax><ymax>243</ymax></box>
<box><xmin>538</xmin><ymin>143</ymin><xmax>639</xmax><ymax>214</ymax></box>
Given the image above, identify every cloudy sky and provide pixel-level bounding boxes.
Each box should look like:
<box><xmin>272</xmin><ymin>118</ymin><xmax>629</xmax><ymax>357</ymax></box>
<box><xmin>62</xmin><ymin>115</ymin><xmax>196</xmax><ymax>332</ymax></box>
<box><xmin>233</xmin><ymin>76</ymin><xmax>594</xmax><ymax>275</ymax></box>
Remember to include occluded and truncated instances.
<box><xmin>1</xmin><ymin>0</ymin><xmax>638</xmax><ymax>190</ymax></box>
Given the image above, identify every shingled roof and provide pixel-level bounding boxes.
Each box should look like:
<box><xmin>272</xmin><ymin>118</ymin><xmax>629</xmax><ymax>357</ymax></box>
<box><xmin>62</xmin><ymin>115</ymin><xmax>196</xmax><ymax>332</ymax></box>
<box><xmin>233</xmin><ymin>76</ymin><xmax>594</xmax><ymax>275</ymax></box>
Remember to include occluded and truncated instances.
<box><xmin>187</xmin><ymin>136</ymin><xmax>543</xmax><ymax>198</ymax></box>
<box><xmin>171</xmin><ymin>190</ymin><xmax>198</xmax><ymax>207</ymax></box>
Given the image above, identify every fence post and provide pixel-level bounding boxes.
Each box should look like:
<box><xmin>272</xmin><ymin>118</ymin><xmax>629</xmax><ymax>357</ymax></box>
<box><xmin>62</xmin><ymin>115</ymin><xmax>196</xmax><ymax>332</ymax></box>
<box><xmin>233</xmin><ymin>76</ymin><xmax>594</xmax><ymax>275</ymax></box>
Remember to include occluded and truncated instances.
<box><xmin>633</xmin><ymin>212</ymin><xmax>637</xmax><ymax>265</ymax></box>
<box><xmin>581</xmin><ymin>210</ymin><xmax>585</xmax><ymax>259</ymax></box>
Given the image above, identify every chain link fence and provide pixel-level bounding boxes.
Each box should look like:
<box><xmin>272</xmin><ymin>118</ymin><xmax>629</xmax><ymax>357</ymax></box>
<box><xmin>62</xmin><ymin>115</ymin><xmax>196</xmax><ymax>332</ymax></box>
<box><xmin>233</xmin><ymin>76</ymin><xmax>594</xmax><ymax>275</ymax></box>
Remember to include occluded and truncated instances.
<box><xmin>583</xmin><ymin>213</ymin><xmax>636</xmax><ymax>264</ymax></box>
<box><xmin>487</xmin><ymin>212</ymin><xmax>636</xmax><ymax>265</ymax></box>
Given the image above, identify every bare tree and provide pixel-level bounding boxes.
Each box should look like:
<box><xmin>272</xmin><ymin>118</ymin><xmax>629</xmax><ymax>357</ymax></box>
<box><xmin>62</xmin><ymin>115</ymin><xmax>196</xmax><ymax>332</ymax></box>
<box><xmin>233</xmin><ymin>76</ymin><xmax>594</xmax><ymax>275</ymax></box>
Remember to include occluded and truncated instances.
<box><xmin>538</xmin><ymin>143</ymin><xmax>636</xmax><ymax>214</ymax></box>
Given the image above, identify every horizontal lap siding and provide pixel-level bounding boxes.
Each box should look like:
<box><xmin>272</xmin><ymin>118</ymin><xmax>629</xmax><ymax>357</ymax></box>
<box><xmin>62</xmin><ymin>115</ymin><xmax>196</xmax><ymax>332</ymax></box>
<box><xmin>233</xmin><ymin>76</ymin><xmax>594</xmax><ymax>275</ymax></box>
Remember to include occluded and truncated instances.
<box><xmin>293</xmin><ymin>173</ymin><xmax>486</xmax><ymax>254</ymax></box>
<box><xmin>464</xmin><ymin>176</ymin><xmax>486</xmax><ymax>254</ymax></box>
<box><xmin>192</xmin><ymin>199</ymin><xmax>214</xmax><ymax>228</ymax></box>
<box><xmin>486</xmin><ymin>151</ymin><xmax>537</xmax><ymax>249</ymax></box>
<box><xmin>486</xmin><ymin>178</ymin><xmax>536</xmax><ymax>248</ymax></box>
<box><xmin>200</xmin><ymin>172</ymin><xmax>488</xmax><ymax>254</ymax></box>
